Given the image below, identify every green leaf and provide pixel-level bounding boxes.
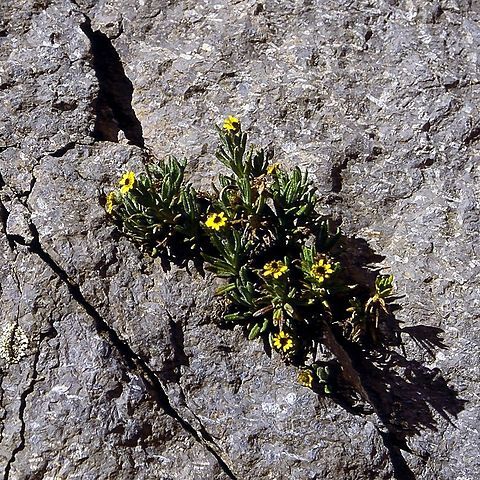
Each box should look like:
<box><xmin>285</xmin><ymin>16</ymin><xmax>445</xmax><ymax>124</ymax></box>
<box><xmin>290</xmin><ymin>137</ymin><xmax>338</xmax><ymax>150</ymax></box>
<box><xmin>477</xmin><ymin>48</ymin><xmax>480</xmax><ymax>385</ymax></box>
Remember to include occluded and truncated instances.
<box><xmin>239</xmin><ymin>265</ymin><xmax>250</xmax><ymax>285</ymax></box>
<box><xmin>224</xmin><ymin>312</ymin><xmax>248</xmax><ymax>322</ymax></box>
<box><xmin>215</xmin><ymin>283</ymin><xmax>236</xmax><ymax>295</ymax></box>
<box><xmin>273</xmin><ymin>308</ymin><xmax>282</xmax><ymax>324</ymax></box>
<box><xmin>238</xmin><ymin>177</ymin><xmax>253</xmax><ymax>208</ymax></box>
<box><xmin>284</xmin><ymin>303</ymin><xmax>294</xmax><ymax>316</ymax></box>
<box><xmin>260</xmin><ymin>318</ymin><xmax>270</xmax><ymax>333</ymax></box>
<box><xmin>248</xmin><ymin>323</ymin><xmax>261</xmax><ymax>340</ymax></box>
<box><xmin>317</xmin><ymin>366</ymin><xmax>329</xmax><ymax>382</ymax></box>
<box><xmin>375</xmin><ymin>274</ymin><xmax>394</xmax><ymax>297</ymax></box>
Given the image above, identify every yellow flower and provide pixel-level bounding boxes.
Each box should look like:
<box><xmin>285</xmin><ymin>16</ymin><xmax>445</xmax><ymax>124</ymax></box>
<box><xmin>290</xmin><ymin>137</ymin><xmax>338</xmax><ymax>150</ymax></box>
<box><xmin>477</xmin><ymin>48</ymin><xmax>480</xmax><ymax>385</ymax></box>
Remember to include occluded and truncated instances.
<box><xmin>119</xmin><ymin>171</ymin><xmax>135</xmax><ymax>195</ymax></box>
<box><xmin>223</xmin><ymin>115</ymin><xmax>240</xmax><ymax>132</ymax></box>
<box><xmin>297</xmin><ymin>370</ymin><xmax>314</xmax><ymax>388</ymax></box>
<box><xmin>267</xmin><ymin>163</ymin><xmax>280</xmax><ymax>175</ymax></box>
<box><xmin>263</xmin><ymin>260</ymin><xmax>288</xmax><ymax>279</ymax></box>
<box><xmin>310</xmin><ymin>257</ymin><xmax>334</xmax><ymax>284</ymax></box>
<box><xmin>205</xmin><ymin>212</ymin><xmax>227</xmax><ymax>231</ymax></box>
<box><xmin>105</xmin><ymin>191</ymin><xmax>116</xmax><ymax>214</ymax></box>
<box><xmin>272</xmin><ymin>331</ymin><xmax>294</xmax><ymax>353</ymax></box>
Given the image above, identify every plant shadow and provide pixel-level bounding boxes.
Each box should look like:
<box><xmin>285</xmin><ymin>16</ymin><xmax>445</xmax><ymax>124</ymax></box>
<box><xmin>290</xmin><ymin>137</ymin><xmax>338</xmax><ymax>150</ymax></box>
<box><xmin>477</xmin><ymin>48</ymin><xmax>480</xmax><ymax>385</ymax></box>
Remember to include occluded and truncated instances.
<box><xmin>155</xmin><ymin>225</ymin><xmax>466</xmax><ymax>480</ymax></box>
<box><xmin>124</xmin><ymin>198</ymin><xmax>465</xmax><ymax>480</ymax></box>
<box><xmin>319</xmin><ymin>234</ymin><xmax>467</xmax><ymax>480</ymax></box>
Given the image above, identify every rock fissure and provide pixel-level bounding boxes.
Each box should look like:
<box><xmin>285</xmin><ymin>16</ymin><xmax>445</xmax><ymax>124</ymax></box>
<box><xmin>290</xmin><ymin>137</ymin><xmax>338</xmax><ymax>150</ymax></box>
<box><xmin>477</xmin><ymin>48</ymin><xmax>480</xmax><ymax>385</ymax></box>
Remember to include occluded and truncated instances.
<box><xmin>330</xmin><ymin>155</ymin><xmax>353</xmax><ymax>193</ymax></box>
<box><xmin>49</xmin><ymin>142</ymin><xmax>78</xmax><ymax>158</ymax></box>
<box><xmin>3</xmin><ymin>336</ymin><xmax>42</xmax><ymax>480</ymax></box>
<box><xmin>7</xmin><ymin>223</ymin><xmax>238</xmax><ymax>480</ymax></box>
<box><xmin>0</xmin><ymin>199</ymin><xmax>16</xmax><ymax>252</ymax></box>
<box><xmin>79</xmin><ymin>16</ymin><xmax>145</xmax><ymax>148</ymax></box>
<box><xmin>0</xmin><ymin>200</ymin><xmax>9</xmax><ymax>238</ymax></box>
<box><xmin>320</xmin><ymin>319</ymin><xmax>417</xmax><ymax>480</ymax></box>
<box><xmin>0</xmin><ymin>377</ymin><xmax>6</xmax><ymax>443</ymax></box>
<box><xmin>0</xmin><ymin>249</ymin><xmax>37</xmax><ymax>470</ymax></box>
<box><xmin>16</xmin><ymin>169</ymin><xmax>38</xmax><ymax>206</ymax></box>
<box><xmin>0</xmin><ymin>146</ymin><xmax>19</xmax><ymax>154</ymax></box>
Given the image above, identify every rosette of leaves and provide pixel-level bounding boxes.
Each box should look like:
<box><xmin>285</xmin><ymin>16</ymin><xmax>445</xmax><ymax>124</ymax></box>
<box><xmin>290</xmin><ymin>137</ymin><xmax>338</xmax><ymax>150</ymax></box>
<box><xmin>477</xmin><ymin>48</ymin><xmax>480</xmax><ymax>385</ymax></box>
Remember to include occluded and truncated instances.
<box><xmin>104</xmin><ymin>117</ymin><xmax>396</xmax><ymax>395</ymax></box>
<box><xmin>106</xmin><ymin>156</ymin><xmax>207</xmax><ymax>262</ymax></box>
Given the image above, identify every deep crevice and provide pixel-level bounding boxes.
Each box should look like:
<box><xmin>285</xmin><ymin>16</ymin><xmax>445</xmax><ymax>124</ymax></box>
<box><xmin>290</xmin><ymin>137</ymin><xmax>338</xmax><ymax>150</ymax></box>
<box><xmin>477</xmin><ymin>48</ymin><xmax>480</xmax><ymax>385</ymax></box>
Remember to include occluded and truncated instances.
<box><xmin>80</xmin><ymin>17</ymin><xmax>144</xmax><ymax>148</ymax></box>
<box><xmin>49</xmin><ymin>142</ymin><xmax>77</xmax><ymax>157</ymax></box>
<box><xmin>3</xmin><ymin>356</ymin><xmax>39</xmax><ymax>480</ymax></box>
<box><xmin>9</xmin><ymin>223</ymin><xmax>237</xmax><ymax>480</ymax></box>
<box><xmin>331</xmin><ymin>149</ymin><xmax>358</xmax><ymax>193</ymax></box>
<box><xmin>0</xmin><ymin>378</ymin><xmax>6</xmax><ymax>444</ymax></box>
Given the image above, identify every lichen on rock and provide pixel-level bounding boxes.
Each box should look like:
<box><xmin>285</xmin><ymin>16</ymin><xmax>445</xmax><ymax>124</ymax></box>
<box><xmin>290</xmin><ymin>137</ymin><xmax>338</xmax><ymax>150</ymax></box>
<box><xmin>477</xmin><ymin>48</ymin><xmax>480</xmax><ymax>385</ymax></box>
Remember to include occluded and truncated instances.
<box><xmin>0</xmin><ymin>323</ymin><xmax>29</xmax><ymax>365</ymax></box>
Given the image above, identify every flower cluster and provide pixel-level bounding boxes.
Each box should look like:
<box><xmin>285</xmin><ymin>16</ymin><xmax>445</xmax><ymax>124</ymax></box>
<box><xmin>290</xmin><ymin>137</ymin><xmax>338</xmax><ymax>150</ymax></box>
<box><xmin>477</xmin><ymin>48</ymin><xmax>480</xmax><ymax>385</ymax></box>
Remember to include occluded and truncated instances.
<box><xmin>104</xmin><ymin>116</ymin><xmax>395</xmax><ymax>394</ymax></box>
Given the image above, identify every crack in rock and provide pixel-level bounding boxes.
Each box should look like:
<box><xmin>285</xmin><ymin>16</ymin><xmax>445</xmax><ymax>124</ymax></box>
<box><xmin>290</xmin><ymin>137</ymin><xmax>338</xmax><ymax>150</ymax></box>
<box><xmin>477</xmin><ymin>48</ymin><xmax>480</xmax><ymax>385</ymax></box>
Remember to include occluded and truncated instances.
<box><xmin>79</xmin><ymin>16</ymin><xmax>145</xmax><ymax>148</ymax></box>
<box><xmin>5</xmin><ymin>222</ymin><xmax>237</xmax><ymax>480</ymax></box>
<box><xmin>2</xmin><ymin>324</ymin><xmax>55</xmax><ymax>480</ymax></box>
<box><xmin>0</xmin><ymin>251</ymin><xmax>21</xmax><ymax>447</ymax></box>
<box><xmin>320</xmin><ymin>318</ymin><xmax>416</xmax><ymax>480</ymax></box>
<box><xmin>0</xmin><ymin>378</ymin><xmax>5</xmax><ymax>444</ymax></box>
<box><xmin>48</xmin><ymin>141</ymin><xmax>78</xmax><ymax>158</ymax></box>
<box><xmin>1</xmin><ymin>142</ymin><xmax>236</xmax><ymax>477</ymax></box>
<box><xmin>0</xmin><ymin>198</ymin><xmax>16</xmax><ymax>252</ymax></box>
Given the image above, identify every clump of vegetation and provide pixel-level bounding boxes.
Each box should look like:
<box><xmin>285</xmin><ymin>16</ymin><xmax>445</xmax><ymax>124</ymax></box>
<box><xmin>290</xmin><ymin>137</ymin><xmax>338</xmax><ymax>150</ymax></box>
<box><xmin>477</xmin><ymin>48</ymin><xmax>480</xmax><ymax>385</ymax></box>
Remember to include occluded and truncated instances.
<box><xmin>105</xmin><ymin>117</ymin><xmax>395</xmax><ymax>394</ymax></box>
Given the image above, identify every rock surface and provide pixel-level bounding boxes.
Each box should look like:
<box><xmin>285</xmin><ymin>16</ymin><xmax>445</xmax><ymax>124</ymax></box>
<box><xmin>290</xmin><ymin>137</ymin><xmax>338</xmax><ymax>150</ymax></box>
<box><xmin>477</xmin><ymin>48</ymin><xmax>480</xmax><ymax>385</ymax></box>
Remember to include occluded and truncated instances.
<box><xmin>0</xmin><ymin>0</ymin><xmax>479</xmax><ymax>479</ymax></box>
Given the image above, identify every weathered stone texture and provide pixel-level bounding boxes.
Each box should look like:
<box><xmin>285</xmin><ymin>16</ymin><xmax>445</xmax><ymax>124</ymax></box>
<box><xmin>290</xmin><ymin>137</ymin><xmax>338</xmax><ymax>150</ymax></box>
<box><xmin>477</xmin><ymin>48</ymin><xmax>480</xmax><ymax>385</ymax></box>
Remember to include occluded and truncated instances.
<box><xmin>0</xmin><ymin>0</ymin><xmax>478</xmax><ymax>479</ymax></box>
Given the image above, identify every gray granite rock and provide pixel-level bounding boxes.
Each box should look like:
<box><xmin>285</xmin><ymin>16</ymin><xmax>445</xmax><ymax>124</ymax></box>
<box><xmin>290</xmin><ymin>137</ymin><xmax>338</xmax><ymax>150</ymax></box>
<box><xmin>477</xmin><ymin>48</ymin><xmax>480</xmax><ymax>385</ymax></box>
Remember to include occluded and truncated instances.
<box><xmin>0</xmin><ymin>0</ymin><xmax>478</xmax><ymax>479</ymax></box>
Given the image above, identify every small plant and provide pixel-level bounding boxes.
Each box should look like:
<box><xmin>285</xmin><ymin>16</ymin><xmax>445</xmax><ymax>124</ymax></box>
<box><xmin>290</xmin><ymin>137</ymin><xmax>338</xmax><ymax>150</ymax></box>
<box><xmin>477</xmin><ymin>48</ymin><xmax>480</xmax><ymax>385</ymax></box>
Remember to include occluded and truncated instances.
<box><xmin>104</xmin><ymin>117</ymin><xmax>396</xmax><ymax>395</ymax></box>
<box><xmin>105</xmin><ymin>158</ymin><xmax>206</xmax><ymax>261</ymax></box>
